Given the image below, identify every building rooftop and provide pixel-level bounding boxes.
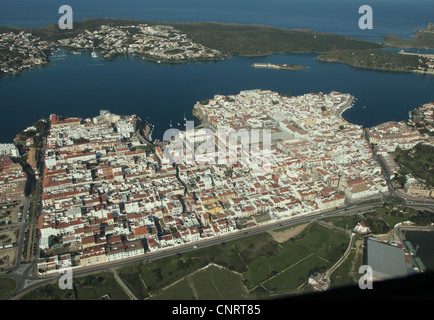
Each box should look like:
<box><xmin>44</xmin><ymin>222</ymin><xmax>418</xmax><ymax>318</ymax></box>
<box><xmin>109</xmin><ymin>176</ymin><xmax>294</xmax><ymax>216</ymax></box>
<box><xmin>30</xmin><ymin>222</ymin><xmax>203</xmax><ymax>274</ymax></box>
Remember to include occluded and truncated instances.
<box><xmin>365</xmin><ymin>237</ymin><xmax>413</xmax><ymax>280</ymax></box>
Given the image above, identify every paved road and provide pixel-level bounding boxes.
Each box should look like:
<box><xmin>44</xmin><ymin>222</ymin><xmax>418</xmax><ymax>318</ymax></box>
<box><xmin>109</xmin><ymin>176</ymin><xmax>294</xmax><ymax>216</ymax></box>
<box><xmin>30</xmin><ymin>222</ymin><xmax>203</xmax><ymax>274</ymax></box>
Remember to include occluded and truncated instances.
<box><xmin>4</xmin><ymin>201</ymin><xmax>383</xmax><ymax>299</ymax></box>
<box><xmin>2</xmin><ymin>183</ymin><xmax>433</xmax><ymax>300</ymax></box>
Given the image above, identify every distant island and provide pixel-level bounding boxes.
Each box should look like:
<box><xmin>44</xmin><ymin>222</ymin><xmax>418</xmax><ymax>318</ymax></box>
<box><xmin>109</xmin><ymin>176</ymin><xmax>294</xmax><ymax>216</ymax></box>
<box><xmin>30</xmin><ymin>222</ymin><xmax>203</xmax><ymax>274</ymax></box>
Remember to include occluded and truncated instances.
<box><xmin>0</xmin><ymin>18</ymin><xmax>381</xmax><ymax>76</ymax></box>
<box><xmin>252</xmin><ymin>63</ymin><xmax>309</xmax><ymax>71</ymax></box>
<box><xmin>1</xmin><ymin>18</ymin><xmax>433</xmax><ymax>76</ymax></box>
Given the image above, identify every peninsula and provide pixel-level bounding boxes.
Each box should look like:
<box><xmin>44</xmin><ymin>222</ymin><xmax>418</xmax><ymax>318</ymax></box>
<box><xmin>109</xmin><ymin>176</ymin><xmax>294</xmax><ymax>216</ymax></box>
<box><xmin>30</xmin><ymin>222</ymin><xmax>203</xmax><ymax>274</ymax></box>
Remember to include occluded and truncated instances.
<box><xmin>1</xmin><ymin>18</ymin><xmax>433</xmax><ymax>75</ymax></box>
<box><xmin>384</xmin><ymin>23</ymin><xmax>434</xmax><ymax>49</ymax></box>
<box><xmin>316</xmin><ymin>49</ymin><xmax>420</xmax><ymax>73</ymax></box>
<box><xmin>0</xmin><ymin>18</ymin><xmax>382</xmax><ymax>76</ymax></box>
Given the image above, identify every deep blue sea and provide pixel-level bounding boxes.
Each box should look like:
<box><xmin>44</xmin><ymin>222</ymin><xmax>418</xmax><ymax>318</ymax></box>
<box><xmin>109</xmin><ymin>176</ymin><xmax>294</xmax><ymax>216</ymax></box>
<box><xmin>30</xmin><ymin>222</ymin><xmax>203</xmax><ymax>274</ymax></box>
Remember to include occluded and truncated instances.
<box><xmin>0</xmin><ymin>0</ymin><xmax>434</xmax><ymax>142</ymax></box>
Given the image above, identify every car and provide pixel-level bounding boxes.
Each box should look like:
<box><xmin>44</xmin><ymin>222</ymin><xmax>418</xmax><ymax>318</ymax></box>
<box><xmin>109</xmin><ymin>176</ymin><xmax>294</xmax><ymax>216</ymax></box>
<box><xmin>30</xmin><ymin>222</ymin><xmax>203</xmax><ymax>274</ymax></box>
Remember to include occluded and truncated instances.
<box><xmin>193</xmin><ymin>245</ymin><xmax>198</xmax><ymax>249</ymax></box>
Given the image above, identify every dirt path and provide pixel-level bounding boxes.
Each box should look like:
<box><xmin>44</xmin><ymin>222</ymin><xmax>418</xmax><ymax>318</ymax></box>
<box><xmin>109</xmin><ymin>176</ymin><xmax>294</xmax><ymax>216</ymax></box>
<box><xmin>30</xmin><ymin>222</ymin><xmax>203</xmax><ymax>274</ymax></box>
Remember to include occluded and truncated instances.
<box><xmin>188</xmin><ymin>276</ymin><xmax>200</xmax><ymax>300</ymax></box>
<box><xmin>111</xmin><ymin>269</ymin><xmax>138</xmax><ymax>300</ymax></box>
<box><xmin>268</xmin><ymin>222</ymin><xmax>310</xmax><ymax>243</ymax></box>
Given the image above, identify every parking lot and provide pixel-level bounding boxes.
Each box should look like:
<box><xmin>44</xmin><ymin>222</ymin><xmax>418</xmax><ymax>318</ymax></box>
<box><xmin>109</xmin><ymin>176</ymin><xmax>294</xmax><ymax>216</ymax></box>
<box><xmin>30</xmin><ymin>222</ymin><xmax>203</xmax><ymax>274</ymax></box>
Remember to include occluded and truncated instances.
<box><xmin>0</xmin><ymin>202</ymin><xmax>24</xmax><ymax>225</ymax></box>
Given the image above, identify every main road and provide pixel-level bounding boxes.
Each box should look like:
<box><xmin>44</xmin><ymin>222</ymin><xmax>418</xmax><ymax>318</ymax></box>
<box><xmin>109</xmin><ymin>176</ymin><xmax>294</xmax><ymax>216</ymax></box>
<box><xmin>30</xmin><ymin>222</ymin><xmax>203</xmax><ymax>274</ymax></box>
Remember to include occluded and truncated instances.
<box><xmin>6</xmin><ymin>200</ymin><xmax>382</xmax><ymax>300</ymax></box>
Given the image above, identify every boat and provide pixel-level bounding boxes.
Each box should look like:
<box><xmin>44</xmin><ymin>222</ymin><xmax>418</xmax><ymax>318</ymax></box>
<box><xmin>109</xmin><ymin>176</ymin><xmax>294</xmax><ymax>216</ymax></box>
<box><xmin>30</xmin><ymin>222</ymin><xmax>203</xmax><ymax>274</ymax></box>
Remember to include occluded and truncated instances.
<box><xmin>91</xmin><ymin>51</ymin><xmax>98</xmax><ymax>58</ymax></box>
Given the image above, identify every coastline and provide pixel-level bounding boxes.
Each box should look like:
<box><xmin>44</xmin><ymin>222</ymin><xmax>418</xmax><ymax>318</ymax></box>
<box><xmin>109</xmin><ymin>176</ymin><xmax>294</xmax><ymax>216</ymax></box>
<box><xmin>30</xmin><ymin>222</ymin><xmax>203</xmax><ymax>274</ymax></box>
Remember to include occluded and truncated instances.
<box><xmin>330</xmin><ymin>95</ymin><xmax>355</xmax><ymax>119</ymax></box>
<box><xmin>339</xmin><ymin>95</ymin><xmax>355</xmax><ymax>118</ymax></box>
<box><xmin>0</xmin><ymin>17</ymin><xmax>385</xmax><ymax>78</ymax></box>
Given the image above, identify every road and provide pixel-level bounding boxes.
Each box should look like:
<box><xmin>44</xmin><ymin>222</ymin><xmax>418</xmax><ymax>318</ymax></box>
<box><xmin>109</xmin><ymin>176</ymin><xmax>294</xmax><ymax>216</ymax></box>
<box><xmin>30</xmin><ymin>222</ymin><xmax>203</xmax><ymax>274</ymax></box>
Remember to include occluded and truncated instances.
<box><xmin>4</xmin><ymin>194</ymin><xmax>433</xmax><ymax>300</ymax></box>
<box><xmin>4</xmin><ymin>200</ymin><xmax>383</xmax><ymax>300</ymax></box>
<box><xmin>2</xmin><ymin>130</ymin><xmax>434</xmax><ymax>300</ymax></box>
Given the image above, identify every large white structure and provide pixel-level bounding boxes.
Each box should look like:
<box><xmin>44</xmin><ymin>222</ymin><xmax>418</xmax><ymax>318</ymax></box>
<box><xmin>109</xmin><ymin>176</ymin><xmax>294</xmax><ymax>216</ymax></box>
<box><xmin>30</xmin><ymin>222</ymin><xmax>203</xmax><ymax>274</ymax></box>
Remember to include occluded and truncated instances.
<box><xmin>0</xmin><ymin>144</ymin><xmax>19</xmax><ymax>157</ymax></box>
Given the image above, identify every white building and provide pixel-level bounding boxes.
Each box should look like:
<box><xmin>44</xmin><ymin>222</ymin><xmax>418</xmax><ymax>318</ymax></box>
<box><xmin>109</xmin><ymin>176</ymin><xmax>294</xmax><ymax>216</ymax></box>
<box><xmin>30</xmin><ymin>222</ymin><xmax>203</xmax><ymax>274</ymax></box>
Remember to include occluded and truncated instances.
<box><xmin>106</xmin><ymin>240</ymin><xmax>145</xmax><ymax>262</ymax></box>
<box><xmin>0</xmin><ymin>144</ymin><xmax>19</xmax><ymax>157</ymax></box>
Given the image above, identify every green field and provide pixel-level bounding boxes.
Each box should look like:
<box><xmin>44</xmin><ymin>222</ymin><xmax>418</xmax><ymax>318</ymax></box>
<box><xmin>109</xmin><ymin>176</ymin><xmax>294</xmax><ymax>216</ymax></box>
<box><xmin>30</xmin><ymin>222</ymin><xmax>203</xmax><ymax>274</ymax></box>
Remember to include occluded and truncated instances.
<box><xmin>190</xmin><ymin>265</ymin><xmax>247</xmax><ymax>300</ymax></box>
<box><xmin>150</xmin><ymin>278</ymin><xmax>196</xmax><ymax>300</ymax></box>
<box><xmin>21</xmin><ymin>221</ymin><xmax>356</xmax><ymax>300</ymax></box>
<box><xmin>263</xmin><ymin>254</ymin><xmax>326</xmax><ymax>292</ymax></box>
<box><xmin>0</xmin><ymin>278</ymin><xmax>16</xmax><ymax>299</ymax></box>
<box><xmin>21</xmin><ymin>272</ymin><xmax>129</xmax><ymax>300</ymax></box>
<box><xmin>117</xmin><ymin>233</ymin><xmax>284</xmax><ymax>299</ymax></box>
<box><xmin>73</xmin><ymin>272</ymin><xmax>129</xmax><ymax>300</ymax></box>
<box><xmin>326</xmin><ymin>197</ymin><xmax>419</xmax><ymax>234</ymax></box>
<box><xmin>325</xmin><ymin>215</ymin><xmax>364</xmax><ymax>230</ymax></box>
<box><xmin>119</xmin><ymin>223</ymin><xmax>350</xmax><ymax>299</ymax></box>
<box><xmin>329</xmin><ymin>235</ymin><xmax>366</xmax><ymax>289</ymax></box>
<box><xmin>150</xmin><ymin>265</ymin><xmax>248</xmax><ymax>300</ymax></box>
<box><xmin>244</xmin><ymin>223</ymin><xmax>349</xmax><ymax>292</ymax></box>
<box><xmin>21</xmin><ymin>280</ymin><xmax>75</xmax><ymax>300</ymax></box>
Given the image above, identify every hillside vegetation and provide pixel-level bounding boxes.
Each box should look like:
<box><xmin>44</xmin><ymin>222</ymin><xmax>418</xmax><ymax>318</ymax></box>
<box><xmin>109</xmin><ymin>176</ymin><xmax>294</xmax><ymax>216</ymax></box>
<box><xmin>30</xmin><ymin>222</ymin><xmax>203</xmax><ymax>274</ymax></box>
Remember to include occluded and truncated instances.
<box><xmin>317</xmin><ymin>49</ymin><xmax>419</xmax><ymax>72</ymax></box>
<box><xmin>384</xmin><ymin>23</ymin><xmax>434</xmax><ymax>49</ymax></box>
<box><xmin>0</xmin><ymin>18</ymin><xmax>383</xmax><ymax>56</ymax></box>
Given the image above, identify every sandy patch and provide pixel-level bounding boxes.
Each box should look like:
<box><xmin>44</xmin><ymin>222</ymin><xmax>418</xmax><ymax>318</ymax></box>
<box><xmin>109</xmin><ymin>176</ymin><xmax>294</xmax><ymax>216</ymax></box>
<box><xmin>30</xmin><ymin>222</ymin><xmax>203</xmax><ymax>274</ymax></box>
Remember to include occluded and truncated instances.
<box><xmin>0</xmin><ymin>248</ymin><xmax>17</xmax><ymax>269</ymax></box>
<box><xmin>268</xmin><ymin>222</ymin><xmax>311</xmax><ymax>243</ymax></box>
<box><xmin>373</xmin><ymin>229</ymin><xmax>394</xmax><ymax>242</ymax></box>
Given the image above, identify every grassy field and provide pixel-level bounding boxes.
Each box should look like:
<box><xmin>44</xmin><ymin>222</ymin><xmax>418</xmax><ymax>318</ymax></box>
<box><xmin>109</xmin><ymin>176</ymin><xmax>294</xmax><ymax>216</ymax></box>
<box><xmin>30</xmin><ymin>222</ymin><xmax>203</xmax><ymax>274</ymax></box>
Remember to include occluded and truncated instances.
<box><xmin>329</xmin><ymin>236</ymin><xmax>365</xmax><ymax>289</ymax></box>
<box><xmin>325</xmin><ymin>215</ymin><xmax>364</xmax><ymax>230</ymax></box>
<box><xmin>0</xmin><ymin>278</ymin><xmax>16</xmax><ymax>299</ymax></box>
<box><xmin>21</xmin><ymin>280</ymin><xmax>75</xmax><ymax>300</ymax></box>
<box><xmin>150</xmin><ymin>265</ymin><xmax>248</xmax><ymax>300</ymax></box>
<box><xmin>263</xmin><ymin>254</ymin><xmax>325</xmax><ymax>292</ymax></box>
<box><xmin>327</xmin><ymin>197</ymin><xmax>417</xmax><ymax>234</ymax></box>
<box><xmin>190</xmin><ymin>265</ymin><xmax>247</xmax><ymax>300</ymax></box>
<box><xmin>73</xmin><ymin>272</ymin><xmax>129</xmax><ymax>300</ymax></box>
<box><xmin>243</xmin><ymin>223</ymin><xmax>349</xmax><ymax>292</ymax></box>
<box><xmin>21</xmin><ymin>221</ymin><xmax>355</xmax><ymax>300</ymax></box>
<box><xmin>149</xmin><ymin>278</ymin><xmax>196</xmax><ymax>300</ymax></box>
<box><xmin>116</xmin><ymin>263</ymin><xmax>149</xmax><ymax>300</ymax></box>
<box><xmin>393</xmin><ymin>144</ymin><xmax>434</xmax><ymax>187</ymax></box>
<box><xmin>142</xmin><ymin>223</ymin><xmax>349</xmax><ymax>299</ymax></box>
<box><xmin>116</xmin><ymin>230</ymin><xmax>286</xmax><ymax>299</ymax></box>
<box><xmin>21</xmin><ymin>272</ymin><xmax>129</xmax><ymax>300</ymax></box>
<box><xmin>128</xmin><ymin>244</ymin><xmax>248</xmax><ymax>296</ymax></box>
